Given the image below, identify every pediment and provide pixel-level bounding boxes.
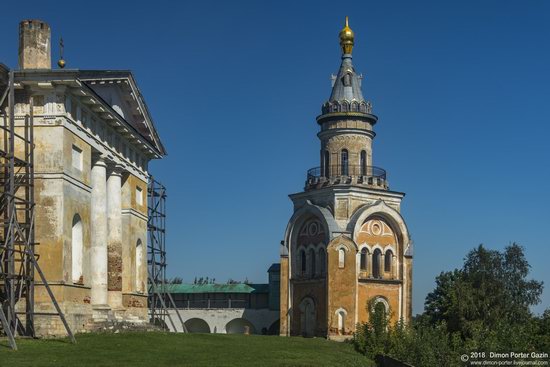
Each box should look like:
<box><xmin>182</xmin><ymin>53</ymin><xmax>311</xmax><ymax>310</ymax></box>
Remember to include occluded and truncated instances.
<box><xmin>78</xmin><ymin>70</ymin><xmax>165</xmax><ymax>155</ymax></box>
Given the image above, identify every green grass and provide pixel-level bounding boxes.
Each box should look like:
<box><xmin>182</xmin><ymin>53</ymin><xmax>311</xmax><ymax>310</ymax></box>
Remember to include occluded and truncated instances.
<box><xmin>0</xmin><ymin>332</ymin><xmax>374</xmax><ymax>367</ymax></box>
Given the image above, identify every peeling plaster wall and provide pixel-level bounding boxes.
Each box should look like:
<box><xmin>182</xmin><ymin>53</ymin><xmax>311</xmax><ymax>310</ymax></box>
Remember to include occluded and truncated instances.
<box><xmin>121</xmin><ymin>173</ymin><xmax>148</xmax><ymax>318</ymax></box>
<box><xmin>13</xmin><ymin>82</ymin><xmax>154</xmax><ymax>335</ymax></box>
<box><xmin>32</xmin><ymin>122</ymin><xmax>96</xmax><ymax>335</ymax></box>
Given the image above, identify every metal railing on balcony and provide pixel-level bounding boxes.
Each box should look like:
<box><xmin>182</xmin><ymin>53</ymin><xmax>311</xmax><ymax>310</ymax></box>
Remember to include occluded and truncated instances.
<box><xmin>171</xmin><ymin>299</ymin><xmax>250</xmax><ymax>309</ymax></box>
<box><xmin>307</xmin><ymin>165</ymin><xmax>386</xmax><ymax>180</ymax></box>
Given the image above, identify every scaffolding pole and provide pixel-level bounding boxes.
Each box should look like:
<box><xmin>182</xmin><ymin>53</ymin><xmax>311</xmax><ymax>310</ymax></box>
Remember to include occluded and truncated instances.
<box><xmin>0</xmin><ymin>70</ymin><xmax>75</xmax><ymax>350</ymax></box>
<box><xmin>147</xmin><ymin>178</ymin><xmax>186</xmax><ymax>332</ymax></box>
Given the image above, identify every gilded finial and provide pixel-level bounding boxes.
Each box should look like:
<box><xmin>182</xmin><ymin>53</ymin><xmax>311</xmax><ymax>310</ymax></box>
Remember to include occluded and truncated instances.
<box><xmin>339</xmin><ymin>16</ymin><xmax>354</xmax><ymax>54</ymax></box>
<box><xmin>57</xmin><ymin>37</ymin><xmax>66</xmax><ymax>69</ymax></box>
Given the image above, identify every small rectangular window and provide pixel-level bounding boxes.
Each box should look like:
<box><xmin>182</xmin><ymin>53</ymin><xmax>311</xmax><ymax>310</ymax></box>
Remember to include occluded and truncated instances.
<box><xmin>72</xmin><ymin>145</ymin><xmax>83</xmax><ymax>171</ymax></box>
<box><xmin>136</xmin><ymin>186</ymin><xmax>143</xmax><ymax>206</ymax></box>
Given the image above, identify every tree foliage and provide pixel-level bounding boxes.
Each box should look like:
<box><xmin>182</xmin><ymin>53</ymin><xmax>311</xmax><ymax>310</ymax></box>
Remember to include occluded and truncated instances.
<box><xmin>193</xmin><ymin>276</ymin><xmax>215</xmax><ymax>285</ymax></box>
<box><xmin>167</xmin><ymin>277</ymin><xmax>183</xmax><ymax>284</ymax></box>
<box><xmin>425</xmin><ymin>243</ymin><xmax>543</xmax><ymax>339</ymax></box>
<box><xmin>352</xmin><ymin>243</ymin><xmax>548</xmax><ymax>366</ymax></box>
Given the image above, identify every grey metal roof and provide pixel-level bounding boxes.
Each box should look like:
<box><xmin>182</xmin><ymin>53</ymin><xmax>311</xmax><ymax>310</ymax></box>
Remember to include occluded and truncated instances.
<box><xmin>328</xmin><ymin>54</ymin><xmax>365</xmax><ymax>103</ymax></box>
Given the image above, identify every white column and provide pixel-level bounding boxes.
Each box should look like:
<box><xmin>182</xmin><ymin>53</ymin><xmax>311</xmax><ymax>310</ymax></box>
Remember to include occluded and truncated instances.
<box><xmin>107</xmin><ymin>165</ymin><xmax>124</xmax><ymax>309</ymax></box>
<box><xmin>91</xmin><ymin>155</ymin><xmax>109</xmax><ymax>307</ymax></box>
<box><xmin>392</xmin><ymin>255</ymin><xmax>397</xmax><ymax>280</ymax></box>
<box><xmin>367</xmin><ymin>253</ymin><xmax>373</xmax><ymax>278</ymax></box>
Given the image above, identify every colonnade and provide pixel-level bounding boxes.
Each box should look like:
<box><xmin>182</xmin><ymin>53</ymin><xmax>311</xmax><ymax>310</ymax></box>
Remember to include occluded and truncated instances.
<box><xmin>90</xmin><ymin>154</ymin><xmax>125</xmax><ymax>309</ymax></box>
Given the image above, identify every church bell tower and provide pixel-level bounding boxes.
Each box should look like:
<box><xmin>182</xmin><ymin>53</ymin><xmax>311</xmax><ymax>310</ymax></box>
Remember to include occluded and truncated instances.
<box><xmin>280</xmin><ymin>18</ymin><xmax>413</xmax><ymax>339</ymax></box>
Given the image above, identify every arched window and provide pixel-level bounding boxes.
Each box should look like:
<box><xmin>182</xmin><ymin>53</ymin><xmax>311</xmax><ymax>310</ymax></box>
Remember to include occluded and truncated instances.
<box><xmin>338</xmin><ymin>247</ymin><xmax>345</xmax><ymax>268</ymax></box>
<box><xmin>341</xmin><ymin>149</ymin><xmax>349</xmax><ymax>176</ymax></box>
<box><xmin>318</xmin><ymin>248</ymin><xmax>326</xmax><ymax>275</ymax></box>
<box><xmin>337</xmin><ymin>309</ymin><xmax>346</xmax><ymax>335</ymax></box>
<box><xmin>72</xmin><ymin>214</ymin><xmax>83</xmax><ymax>284</ymax></box>
<box><xmin>385</xmin><ymin>250</ymin><xmax>393</xmax><ymax>273</ymax></box>
<box><xmin>373</xmin><ymin>249</ymin><xmax>382</xmax><ymax>278</ymax></box>
<box><xmin>360</xmin><ymin>248</ymin><xmax>368</xmax><ymax>271</ymax></box>
<box><xmin>300</xmin><ymin>249</ymin><xmax>306</xmax><ymax>275</ymax></box>
<box><xmin>374</xmin><ymin>300</ymin><xmax>387</xmax><ymax>319</ymax></box>
<box><xmin>323</xmin><ymin>150</ymin><xmax>330</xmax><ymax>178</ymax></box>
<box><xmin>343</xmin><ymin>73</ymin><xmax>352</xmax><ymax>87</ymax></box>
<box><xmin>308</xmin><ymin>248</ymin><xmax>316</xmax><ymax>277</ymax></box>
<box><xmin>360</xmin><ymin>150</ymin><xmax>367</xmax><ymax>176</ymax></box>
<box><xmin>136</xmin><ymin>239</ymin><xmax>143</xmax><ymax>292</ymax></box>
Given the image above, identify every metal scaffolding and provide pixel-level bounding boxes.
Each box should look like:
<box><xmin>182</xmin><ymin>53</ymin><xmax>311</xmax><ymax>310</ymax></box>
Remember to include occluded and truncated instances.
<box><xmin>0</xmin><ymin>69</ymin><xmax>75</xmax><ymax>350</ymax></box>
<box><xmin>147</xmin><ymin>178</ymin><xmax>185</xmax><ymax>332</ymax></box>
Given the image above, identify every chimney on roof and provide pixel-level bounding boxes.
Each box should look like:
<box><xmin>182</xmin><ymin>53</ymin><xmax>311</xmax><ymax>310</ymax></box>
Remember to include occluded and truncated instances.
<box><xmin>18</xmin><ymin>20</ymin><xmax>51</xmax><ymax>70</ymax></box>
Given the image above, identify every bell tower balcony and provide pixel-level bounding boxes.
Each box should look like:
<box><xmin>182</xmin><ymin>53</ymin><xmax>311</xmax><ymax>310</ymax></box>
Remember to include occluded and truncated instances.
<box><xmin>305</xmin><ymin>165</ymin><xmax>388</xmax><ymax>191</ymax></box>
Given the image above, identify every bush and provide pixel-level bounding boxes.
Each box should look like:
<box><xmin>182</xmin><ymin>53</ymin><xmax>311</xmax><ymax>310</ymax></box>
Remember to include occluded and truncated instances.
<box><xmin>352</xmin><ymin>244</ymin><xmax>548</xmax><ymax>366</ymax></box>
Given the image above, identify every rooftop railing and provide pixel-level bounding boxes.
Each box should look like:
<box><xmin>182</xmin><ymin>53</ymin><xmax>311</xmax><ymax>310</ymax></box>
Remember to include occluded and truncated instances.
<box><xmin>306</xmin><ymin>165</ymin><xmax>388</xmax><ymax>190</ymax></box>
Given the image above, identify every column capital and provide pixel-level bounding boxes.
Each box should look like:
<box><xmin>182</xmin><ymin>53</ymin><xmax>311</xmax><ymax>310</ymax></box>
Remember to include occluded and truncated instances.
<box><xmin>108</xmin><ymin>163</ymin><xmax>126</xmax><ymax>177</ymax></box>
<box><xmin>92</xmin><ymin>153</ymin><xmax>108</xmax><ymax>167</ymax></box>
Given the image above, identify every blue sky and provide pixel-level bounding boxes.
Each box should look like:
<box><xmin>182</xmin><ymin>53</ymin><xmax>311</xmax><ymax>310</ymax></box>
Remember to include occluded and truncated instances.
<box><xmin>1</xmin><ymin>1</ymin><xmax>549</xmax><ymax>314</ymax></box>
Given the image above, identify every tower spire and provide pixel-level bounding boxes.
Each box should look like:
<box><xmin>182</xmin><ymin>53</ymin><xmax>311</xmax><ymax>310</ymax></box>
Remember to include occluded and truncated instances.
<box><xmin>339</xmin><ymin>16</ymin><xmax>354</xmax><ymax>55</ymax></box>
<box><xmin>321</xmin><ymin>17</ymin><xmax>368</xmax><ymax>115</ymax></box>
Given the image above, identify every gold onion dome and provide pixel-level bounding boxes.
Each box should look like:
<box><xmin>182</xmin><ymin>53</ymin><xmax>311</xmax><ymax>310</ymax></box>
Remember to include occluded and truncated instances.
<box><xmin>339</xmin><ymin>16</ymin><xmax>354</xmax><ymax>54</ymax></box>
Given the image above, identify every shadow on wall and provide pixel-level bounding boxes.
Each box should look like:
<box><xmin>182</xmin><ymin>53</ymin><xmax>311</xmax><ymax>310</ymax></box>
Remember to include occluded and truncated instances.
<box><xmin>241</xmin><ymin>308</ymin><xmax>280</xmax><ymax>335</ymax></box>
<box><xmin>184</xmin><ymin>318</ymin><xmax>211</xmax><ymax>333</ymax></box>
<box><xmin>267</xmin><ymin>319</ymin><xmax>279</xmax><ymax>335</ymax></box>
<box><xmin>225</xmin><ymin>318</ymin><xmax>256</xmax><ymax>334</ymax></box>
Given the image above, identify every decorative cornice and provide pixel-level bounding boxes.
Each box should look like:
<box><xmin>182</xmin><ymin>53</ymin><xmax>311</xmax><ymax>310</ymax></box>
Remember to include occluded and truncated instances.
<box><xmin>316</xmin><ymin>111</ymin><xmax>378</xmax><ymax>125</ymax></box>
<box><xmin>35</xmin><ymin>172</ymin><xmax>92</xmax><ymax>193</ymax></box>
<box><xmin>358</xmin><ymin>278</ymin><xmax>402</xmax><ymax>285</ymax></box>
<box><xmin>121</xmin><ymin>208</ymin><xmax>147</xmax><ymax>221</ymax></box>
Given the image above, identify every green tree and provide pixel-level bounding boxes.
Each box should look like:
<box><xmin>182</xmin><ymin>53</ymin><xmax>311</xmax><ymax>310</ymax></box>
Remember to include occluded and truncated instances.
<box><xmin>424</xmin><ymin>243</ymin><xmax>543</xmax><ymax>342</ymax></box>
<box><xmin>168</xmin><ymin>277</ymin><xmax>183</xmax><ymax>284</ymax></box>
<box><xmin>353</xmin><ymin>298</ymin><xmax>392</xmax><ymax>359</ymax></box>
<box><xmin>534</xmin><ymin>309</ymin><xmax>550</xmax><ymax>352</ymax></box>
<box><xmin>353</xmin><ymin>243</ymin><xmax>547</xmax><ymax>366</ymax></box>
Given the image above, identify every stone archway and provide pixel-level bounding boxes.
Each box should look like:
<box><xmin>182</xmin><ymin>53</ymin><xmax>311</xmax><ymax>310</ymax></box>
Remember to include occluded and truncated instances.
<box><xmin>299</xmin><ymin>297</ymin><xmax>316</xmax><ymax>337</ymax></box>
<box><xmin>225</xmin><ymin>318</ymin><xmax>256</xmax><ymax>334</ymax></box>
<box><xmin>184</xmin><ymin>318</ymin><xmax>211</xmax><ymax>333</ymax></box>
<box><xmin>336</xmin><ymin>308</ymin><xmax>347</xmax><ymax>335</ymax></box>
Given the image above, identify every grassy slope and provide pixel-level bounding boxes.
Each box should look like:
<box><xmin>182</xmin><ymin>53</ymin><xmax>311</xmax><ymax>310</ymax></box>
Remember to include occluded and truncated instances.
<box><xmin>0</xmin><ymin>332</ymin><xmax>373</xmax><ymax>367</ymax></box>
